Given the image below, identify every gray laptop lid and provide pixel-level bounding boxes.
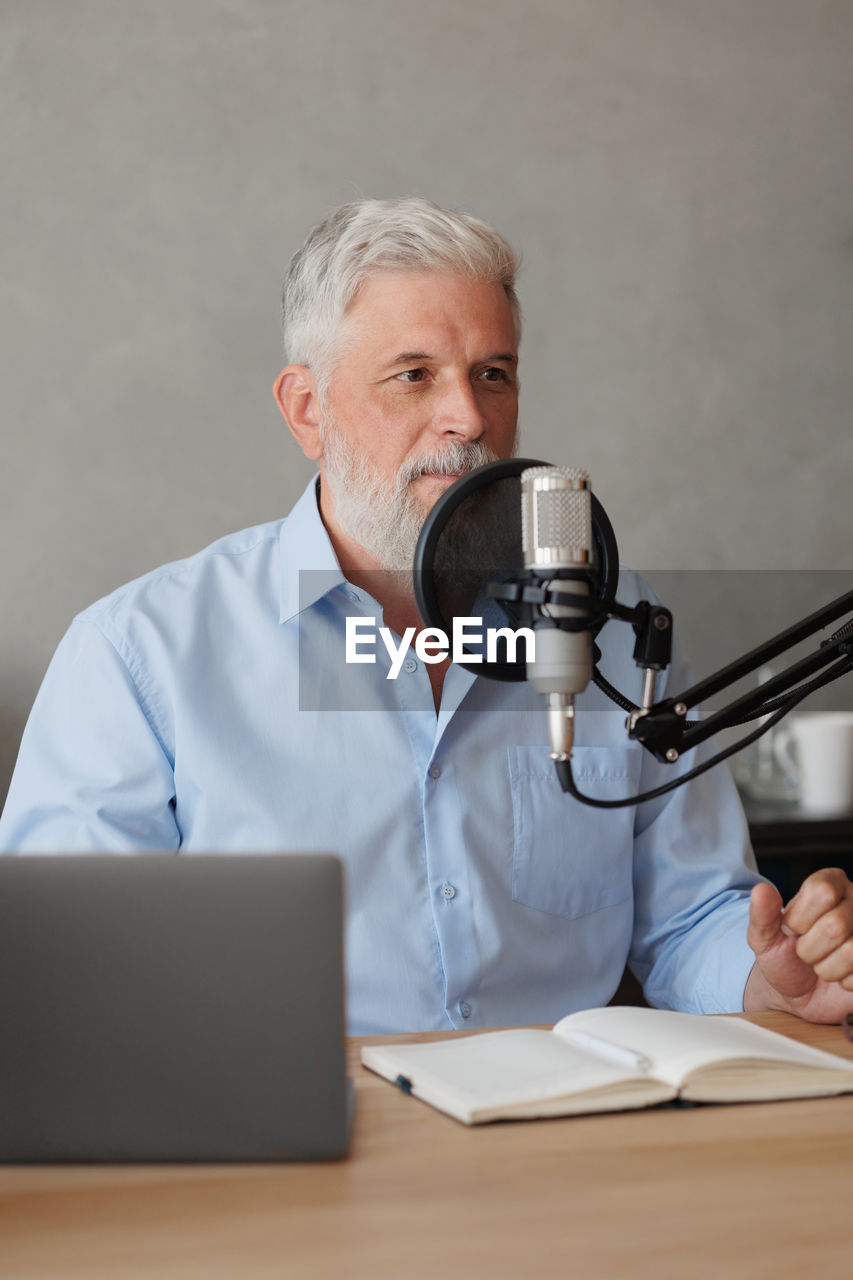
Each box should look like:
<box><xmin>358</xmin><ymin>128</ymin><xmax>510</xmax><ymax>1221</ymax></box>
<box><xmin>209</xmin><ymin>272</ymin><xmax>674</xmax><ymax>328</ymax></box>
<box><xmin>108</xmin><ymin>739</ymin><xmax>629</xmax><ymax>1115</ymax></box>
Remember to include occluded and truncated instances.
<box><xmin>0</xmin><ymin>853</ymin><xmax>350</xmax><ymax>1162</ymax></box>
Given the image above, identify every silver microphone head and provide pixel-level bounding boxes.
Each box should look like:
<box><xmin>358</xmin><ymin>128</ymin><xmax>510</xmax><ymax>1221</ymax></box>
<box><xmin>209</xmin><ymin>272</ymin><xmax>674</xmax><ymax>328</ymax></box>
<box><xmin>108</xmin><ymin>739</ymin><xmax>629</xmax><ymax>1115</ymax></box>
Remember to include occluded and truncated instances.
<box><xmin>520</xmin><ymin>466</ymin><xmax>592</xmax><ymax>570</ymax></box>
<box><xmin>520</xmin><ymin>466</ymin><xmax>593</xmax><ymax>761</ymax></box>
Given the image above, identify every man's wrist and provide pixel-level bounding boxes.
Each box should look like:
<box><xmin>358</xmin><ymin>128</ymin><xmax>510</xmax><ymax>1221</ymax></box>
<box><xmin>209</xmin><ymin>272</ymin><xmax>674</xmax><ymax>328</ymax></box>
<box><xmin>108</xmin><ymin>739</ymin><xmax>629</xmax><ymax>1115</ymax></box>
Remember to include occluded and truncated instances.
<box><xmin>743</xmin><ymin>961</ymin><xmax>784</xmax><ymax>1013</ymax></box>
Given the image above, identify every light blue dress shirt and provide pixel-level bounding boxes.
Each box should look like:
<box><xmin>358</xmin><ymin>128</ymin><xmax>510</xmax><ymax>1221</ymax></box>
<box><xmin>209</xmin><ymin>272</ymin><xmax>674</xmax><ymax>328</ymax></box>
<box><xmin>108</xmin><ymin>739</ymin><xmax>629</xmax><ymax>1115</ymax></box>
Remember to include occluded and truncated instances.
<box><xmin>0</xmin><ymin>479</ymin><xmax>760</xmax><ymax>1033</ymax></box>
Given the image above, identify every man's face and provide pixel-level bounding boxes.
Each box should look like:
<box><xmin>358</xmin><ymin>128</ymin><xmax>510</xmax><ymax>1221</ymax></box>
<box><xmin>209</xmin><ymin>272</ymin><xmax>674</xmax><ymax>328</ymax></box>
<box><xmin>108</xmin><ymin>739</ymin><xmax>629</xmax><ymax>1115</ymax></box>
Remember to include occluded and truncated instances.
<box><xmin>318</xmin><ymin>270</ymin><xmax>519</xmax><ymax>545</ymax></box>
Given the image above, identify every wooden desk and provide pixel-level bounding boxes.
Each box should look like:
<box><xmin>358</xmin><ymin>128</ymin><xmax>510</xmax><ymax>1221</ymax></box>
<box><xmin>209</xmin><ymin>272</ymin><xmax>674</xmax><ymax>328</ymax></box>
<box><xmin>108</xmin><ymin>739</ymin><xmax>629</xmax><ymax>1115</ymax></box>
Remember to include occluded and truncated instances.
<box><xmin>1</xmin><ymin>1013</ymin><xmax>851</xmax><ymax>1279</ymax></box>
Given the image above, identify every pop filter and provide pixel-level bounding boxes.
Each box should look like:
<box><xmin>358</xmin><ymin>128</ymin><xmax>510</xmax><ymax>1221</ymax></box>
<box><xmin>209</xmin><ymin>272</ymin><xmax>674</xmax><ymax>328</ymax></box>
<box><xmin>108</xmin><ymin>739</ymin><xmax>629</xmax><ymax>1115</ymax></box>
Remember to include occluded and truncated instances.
<box><xmin>413</xmin><ymin>457</ymin><xmax>620</xmax><ymax>681</ymax></box>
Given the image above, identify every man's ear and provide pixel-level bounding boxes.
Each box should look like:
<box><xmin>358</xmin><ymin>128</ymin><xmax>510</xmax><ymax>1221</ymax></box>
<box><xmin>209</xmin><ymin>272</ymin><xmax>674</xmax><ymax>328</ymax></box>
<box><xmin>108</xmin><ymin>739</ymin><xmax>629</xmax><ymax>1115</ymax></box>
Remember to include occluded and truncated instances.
<box><xmin>272</xmin><ymin>365</ymin><xmax>324</xmax><ymax>461</ymax></box>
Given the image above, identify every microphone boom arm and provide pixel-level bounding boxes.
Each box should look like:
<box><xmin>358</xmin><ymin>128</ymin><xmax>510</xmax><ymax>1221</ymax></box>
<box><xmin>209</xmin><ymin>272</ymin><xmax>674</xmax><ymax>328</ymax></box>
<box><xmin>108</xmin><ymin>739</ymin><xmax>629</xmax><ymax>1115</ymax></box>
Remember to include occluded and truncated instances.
<box><xmin>628</xmin><ymin>587</ymin><xmax>853</xmax><ymax>763</ymax></box>
<box><xmin>491</xmin><ymin>578</ymin><xmax>853</xmax><ymax>764</ymax></box>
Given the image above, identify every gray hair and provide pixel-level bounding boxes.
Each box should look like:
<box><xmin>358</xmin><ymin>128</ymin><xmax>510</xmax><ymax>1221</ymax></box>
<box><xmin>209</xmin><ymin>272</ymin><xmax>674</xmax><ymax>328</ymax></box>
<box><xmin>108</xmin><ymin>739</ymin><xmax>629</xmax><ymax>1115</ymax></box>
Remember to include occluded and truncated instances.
<box><xmin>281</xmin><ymin>197</ymin><xmax>521</xmax><ymax>398</ymax></box>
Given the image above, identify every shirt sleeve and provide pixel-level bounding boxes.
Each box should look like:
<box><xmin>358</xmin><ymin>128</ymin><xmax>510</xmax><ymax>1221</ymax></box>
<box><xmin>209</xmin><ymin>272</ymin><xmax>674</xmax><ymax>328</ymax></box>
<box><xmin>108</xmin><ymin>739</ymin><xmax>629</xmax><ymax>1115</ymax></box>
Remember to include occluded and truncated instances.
<box><xmin>0</xmin><ymin>618</ymin><xmax>180</xmax><ymax>852</ymax></box>
<box><xmin>628</xmin><ymin>747</ymin><xmax>761</xmax><ymax>1014</ymax></box>
<box><xmin>625</xmin><ymin>658</ymin><xmax>762</xmax><ymax>1014</ymax></box>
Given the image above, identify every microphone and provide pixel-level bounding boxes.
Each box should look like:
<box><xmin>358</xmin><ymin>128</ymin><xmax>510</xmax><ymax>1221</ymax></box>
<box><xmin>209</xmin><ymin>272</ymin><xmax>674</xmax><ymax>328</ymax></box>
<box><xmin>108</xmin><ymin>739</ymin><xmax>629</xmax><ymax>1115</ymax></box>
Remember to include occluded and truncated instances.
<box><xmin>412</xmin><ymin>456</ymin><xmax>620</xmax><ymax>685</ymax></box>
<box><xmin>521</xmin><ymin>466</ymin><xmax>594</xmax><ymax>761</ymax></box>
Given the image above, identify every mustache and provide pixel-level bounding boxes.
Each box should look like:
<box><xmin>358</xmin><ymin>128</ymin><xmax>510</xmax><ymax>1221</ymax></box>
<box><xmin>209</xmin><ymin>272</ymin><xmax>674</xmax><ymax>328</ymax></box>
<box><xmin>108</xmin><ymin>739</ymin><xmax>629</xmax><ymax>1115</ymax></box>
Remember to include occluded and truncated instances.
<box><xmin>396</xmin><ymin>440</ymin><xmax>499</xmax><ymax>488</ymax></box>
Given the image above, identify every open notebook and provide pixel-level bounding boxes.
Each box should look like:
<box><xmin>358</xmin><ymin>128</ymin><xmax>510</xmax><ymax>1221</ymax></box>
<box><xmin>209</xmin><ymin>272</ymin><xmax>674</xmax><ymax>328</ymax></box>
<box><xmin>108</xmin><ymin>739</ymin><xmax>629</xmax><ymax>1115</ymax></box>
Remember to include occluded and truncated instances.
<box><xmin>362</xmin><ymin>1005</ymin><xmax>853</xmax><ymax>1125</ymax></box>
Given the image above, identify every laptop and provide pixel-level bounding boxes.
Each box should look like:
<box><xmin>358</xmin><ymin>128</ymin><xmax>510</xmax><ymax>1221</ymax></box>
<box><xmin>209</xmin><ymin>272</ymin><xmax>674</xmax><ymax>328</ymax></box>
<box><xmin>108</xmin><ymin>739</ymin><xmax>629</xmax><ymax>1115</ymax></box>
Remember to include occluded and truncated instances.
<box><xmin>0</xmin><ymin>853</ymin><xmax>351</xmax><ymax>1162</ymax></box>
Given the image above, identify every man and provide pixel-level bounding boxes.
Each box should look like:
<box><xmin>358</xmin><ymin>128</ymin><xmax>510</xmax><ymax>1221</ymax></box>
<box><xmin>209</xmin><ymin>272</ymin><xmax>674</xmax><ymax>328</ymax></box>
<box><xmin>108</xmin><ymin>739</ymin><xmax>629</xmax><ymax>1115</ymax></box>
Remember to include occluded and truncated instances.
<box><xmin>2</xmin><ymin>197</ymin><xmax>852</xmax><ymax>1032</ymax></box>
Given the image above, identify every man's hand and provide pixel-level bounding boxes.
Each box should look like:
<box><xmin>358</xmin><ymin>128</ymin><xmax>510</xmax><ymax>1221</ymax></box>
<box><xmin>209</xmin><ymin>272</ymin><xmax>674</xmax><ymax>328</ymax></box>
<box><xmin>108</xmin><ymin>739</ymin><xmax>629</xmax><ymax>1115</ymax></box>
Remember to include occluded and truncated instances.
<box><xmin>744</xmin><ymin>868</ymin><xmax>853</xmax><ymax>1022</ymax></box>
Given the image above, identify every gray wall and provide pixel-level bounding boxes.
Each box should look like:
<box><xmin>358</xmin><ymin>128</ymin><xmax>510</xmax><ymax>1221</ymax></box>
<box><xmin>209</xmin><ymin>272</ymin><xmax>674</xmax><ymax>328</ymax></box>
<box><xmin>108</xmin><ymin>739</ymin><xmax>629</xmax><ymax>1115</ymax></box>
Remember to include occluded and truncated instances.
<box><xmin>2</xmin><ymin>0</ymin><xmax>852</xmax><ymax>801</ymax></box>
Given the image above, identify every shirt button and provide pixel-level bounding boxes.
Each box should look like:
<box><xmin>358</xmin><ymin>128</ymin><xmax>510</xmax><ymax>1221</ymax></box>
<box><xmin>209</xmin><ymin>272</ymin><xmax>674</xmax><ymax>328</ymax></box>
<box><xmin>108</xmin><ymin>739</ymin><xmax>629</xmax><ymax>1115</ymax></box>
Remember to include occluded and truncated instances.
<box><xmin>441</xmin><ymin>882</ymin><xmax>456</xmax><ymax>900</ymax></box>
<box><xmin>429</xmin><ymin>765</ymin><xmax>441</xmax><ymax>779</ymax></box>
<box><xmin>404</xmin><ymin>658</ymin><xmax>417</xmax><ymax>673</ymax></box>
<box><xmin>459</xmin><ymin>1002</ymin><xmax>472</xmax><ymax>1019</ymax></box>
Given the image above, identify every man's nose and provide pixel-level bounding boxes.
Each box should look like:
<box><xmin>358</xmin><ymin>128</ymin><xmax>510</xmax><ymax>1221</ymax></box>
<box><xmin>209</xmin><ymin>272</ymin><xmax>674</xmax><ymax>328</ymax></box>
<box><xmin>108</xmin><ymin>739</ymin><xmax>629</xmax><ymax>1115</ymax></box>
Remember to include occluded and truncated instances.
<box><xmin>434</xmin><ymin>377</ymin><xmax>487</xmax><ymax>440</ymax></box>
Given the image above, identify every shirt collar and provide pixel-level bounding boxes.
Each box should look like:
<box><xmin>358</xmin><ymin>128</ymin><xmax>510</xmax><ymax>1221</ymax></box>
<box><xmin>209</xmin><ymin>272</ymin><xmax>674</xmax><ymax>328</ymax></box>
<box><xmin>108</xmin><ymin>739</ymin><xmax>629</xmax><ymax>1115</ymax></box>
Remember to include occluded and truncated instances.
<box><xmin>278</xmin><ymin>476</ymin><xmax>347</xmax><ymax>624</ymax></box>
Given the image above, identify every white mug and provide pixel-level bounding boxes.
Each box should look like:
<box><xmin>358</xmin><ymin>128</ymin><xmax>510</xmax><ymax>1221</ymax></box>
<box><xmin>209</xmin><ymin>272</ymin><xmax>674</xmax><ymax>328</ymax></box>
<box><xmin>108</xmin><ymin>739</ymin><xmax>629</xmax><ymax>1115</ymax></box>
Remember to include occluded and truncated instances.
<box><xmin>773</xmin><ymin>711</ymin><xmax>853</xmax><ymax>814</ymax></box>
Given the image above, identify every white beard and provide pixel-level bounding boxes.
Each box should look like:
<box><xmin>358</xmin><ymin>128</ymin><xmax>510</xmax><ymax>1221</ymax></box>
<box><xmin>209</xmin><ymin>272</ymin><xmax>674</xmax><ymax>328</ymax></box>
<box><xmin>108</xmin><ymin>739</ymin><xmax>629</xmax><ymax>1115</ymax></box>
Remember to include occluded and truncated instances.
<box><xmin>319</xmin><ymin>421</ymin><xmax>505</xmax><ymax>570</ymax></box>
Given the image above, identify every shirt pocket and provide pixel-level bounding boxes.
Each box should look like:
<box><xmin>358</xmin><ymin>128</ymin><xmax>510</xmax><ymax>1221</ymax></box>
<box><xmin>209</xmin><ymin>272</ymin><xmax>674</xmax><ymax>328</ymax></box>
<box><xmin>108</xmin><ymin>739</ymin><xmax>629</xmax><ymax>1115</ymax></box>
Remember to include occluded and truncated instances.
<box><xmin>508</xmin><ymin>744</ymin><xmax>641</xmax><ymax>920</ymax></box>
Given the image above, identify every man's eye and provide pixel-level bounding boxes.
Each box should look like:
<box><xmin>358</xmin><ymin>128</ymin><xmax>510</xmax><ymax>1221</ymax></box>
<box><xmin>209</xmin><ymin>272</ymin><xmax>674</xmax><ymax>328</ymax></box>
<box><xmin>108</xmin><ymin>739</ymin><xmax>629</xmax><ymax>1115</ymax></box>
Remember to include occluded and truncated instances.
<box><xmin>481</xmin><ymin>366</ymin><xmax>509</xmax><ymax>383</ymax></box>
<box><xmin>396</xmin><ymin>368</ymin><xmax>428</xmax><ymax>383</ymax></box>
